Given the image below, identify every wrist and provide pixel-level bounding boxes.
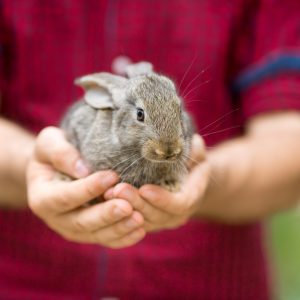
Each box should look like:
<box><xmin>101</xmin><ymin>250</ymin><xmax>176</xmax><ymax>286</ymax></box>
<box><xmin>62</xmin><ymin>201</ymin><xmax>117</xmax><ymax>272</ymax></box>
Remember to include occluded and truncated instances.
<box><xmin>191</xmin><ymin>146</ymin><xmax>244</xmax><ymax>222</ymax></box>
<box><xmin>0</xmin><ymin>118</ymin><xmax>35</xmax><ymax>208</ymax></box>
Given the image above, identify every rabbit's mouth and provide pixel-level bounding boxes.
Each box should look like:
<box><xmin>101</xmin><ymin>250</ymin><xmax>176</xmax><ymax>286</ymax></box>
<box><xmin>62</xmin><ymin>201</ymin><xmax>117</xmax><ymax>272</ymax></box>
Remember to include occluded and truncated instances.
<box><xmin>144</xmin><ymin>156</ymin><xmax>181</xmax><ymax>163</ymax></box>
<box><xmin>142</xmin><ymin>141</ymin><xmax>183</xmax><ymax>163</ymax></box>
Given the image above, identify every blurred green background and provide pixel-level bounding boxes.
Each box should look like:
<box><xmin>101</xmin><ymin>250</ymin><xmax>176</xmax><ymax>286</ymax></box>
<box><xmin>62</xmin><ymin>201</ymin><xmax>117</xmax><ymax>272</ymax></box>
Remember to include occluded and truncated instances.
<box><xmin>270</xmin><ymin>210</ymin><xmax>300</xmax><ymax>300</ymax></box>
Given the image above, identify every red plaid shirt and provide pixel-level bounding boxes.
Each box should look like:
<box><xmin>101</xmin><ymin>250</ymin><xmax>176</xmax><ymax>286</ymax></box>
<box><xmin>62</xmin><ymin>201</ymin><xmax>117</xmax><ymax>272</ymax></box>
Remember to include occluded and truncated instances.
<box><xmin>1</xmin><ymin>1</ymin><xmax>300</xmax><ymax>299</ymax></box>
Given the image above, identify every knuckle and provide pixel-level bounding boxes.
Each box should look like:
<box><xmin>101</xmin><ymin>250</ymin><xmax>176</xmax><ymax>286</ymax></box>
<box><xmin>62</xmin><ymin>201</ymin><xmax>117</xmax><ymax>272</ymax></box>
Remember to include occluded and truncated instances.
<box><xmin>84</xmin><ymin>180</ymin><xmax>99</xmax><ymax>201</ymax></box>
<box><xmin>137</xmin><ymin>197</ymin><xmax>146</xmax><ymax>212</ymax></box>
<box><xmin>71</xmin><ymin>217</ymin><xmax>89</xmax><ymax>233</ymax></box>
<box><xmin>52</xmin><ymin>146</ymin><xmax>72</xmax><ymax>167</ymax></box>
<box><xmin>54</xmin><ymin>193</ymin><xmax>72</xmax><ymax>211</ymax></box>
<box><xmin>99</xmin><ymin>208</ymin><xmax>114</xmax><ymax>226</ymax></box>
<box><xmin>112</xmin><ymin>223</ymin><xmax>128</xmax><ymax>237</ymax></box>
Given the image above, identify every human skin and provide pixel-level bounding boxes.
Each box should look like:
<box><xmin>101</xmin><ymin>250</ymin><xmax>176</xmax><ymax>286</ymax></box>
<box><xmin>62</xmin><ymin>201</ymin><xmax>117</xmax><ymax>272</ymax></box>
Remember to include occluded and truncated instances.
<box><xmin>0</xmin><ymin>120</ymin><xmax>146</xmax><ymax>248</ymax></box>
<box><xmin>106</xmin><ymin>111</ymin><xmax>300</xmax><ymax>231</ymax></box>
<box><xmin>1</xmin><ymin>112</ymin><xmax>300</xmax><ymax>246</ymax></box>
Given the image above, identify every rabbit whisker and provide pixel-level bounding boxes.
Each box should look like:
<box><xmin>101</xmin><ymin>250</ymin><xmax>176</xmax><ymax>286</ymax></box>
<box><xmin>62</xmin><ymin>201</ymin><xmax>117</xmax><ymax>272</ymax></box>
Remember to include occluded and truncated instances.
<box><xmin>182</xmin><ymin>154</ymin><xmax>201</xmax><ymax>165</ymax></box>
<box><xmin>199</xmin><ymin>108</ymin><xmax>240</xmax><ymax>134</ymax></box>
<box><xmin>107</xmin><ymin>148</ymin><xmax>139</xmax><ymax>156</ymax></box>
<box><xmin>178</xmin><ymin>53</ymin><xmax>198</xmax><ymax>90</ymax></box>
<box><xmin>177</xmin><ymin>159</ymin><xmax>188</xmax><ymax>173</ymax></box>
<box><xmin>182</xmin><ymin>155</ymin><xmax>218</xmax><ymax>186</ymax></box>
<box><xmin>201</xmin><ymin>125</ymin><xmax>241</xmax><ymax>138</ymax></box>
<box><xmin>181</xmin><ymin>65</ymin><xmax>211</xmax><ymax>98</ymax></box>
<box><xmin>120</xmin><ymin>156</ymin><xmax>144</xmax><ymax>183</ymax></box>
<box><xmin>182</xmin><ymin>79</ymin><xmax>212</xmax><ymax>100</ymax></box>
<box><xmin>111</xmin><ymin>154</ymin><xmax>139</xmax><ymax>170</ymax></box>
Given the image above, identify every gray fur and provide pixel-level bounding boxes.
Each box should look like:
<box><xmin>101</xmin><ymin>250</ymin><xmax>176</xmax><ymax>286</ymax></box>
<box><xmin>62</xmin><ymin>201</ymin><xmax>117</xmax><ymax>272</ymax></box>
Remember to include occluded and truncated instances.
<box><xmin>61</xmin><ymin>63</ymin><xmax>194</xmax><ymax>191</ymax></box>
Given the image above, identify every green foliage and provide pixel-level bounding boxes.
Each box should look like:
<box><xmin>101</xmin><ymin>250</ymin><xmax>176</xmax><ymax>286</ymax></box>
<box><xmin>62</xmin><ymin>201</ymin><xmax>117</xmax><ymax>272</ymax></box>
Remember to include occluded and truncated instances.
<box><xmin>271</xmin><ymin>211</ymin><xmax>300</xmax><ymax>300</ymax></box>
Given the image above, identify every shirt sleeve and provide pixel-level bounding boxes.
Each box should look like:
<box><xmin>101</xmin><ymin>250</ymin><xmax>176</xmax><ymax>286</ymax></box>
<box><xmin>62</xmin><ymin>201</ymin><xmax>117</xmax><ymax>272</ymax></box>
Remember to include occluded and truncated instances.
<box><xmin>0</xmin><ymin>6</ymin><xmax>8</xmax><ymax>110</ymax></box>
<box><xmin>0</xmin><ymin>19</ymin><xmax>4</xmax><ymax>94</ymax></box>
<box><xmin>232</xmin><ymin>0</ymin><xmax>300</xmax><ymax>120</ymax></box>
<box><xmin>0</xmin><ymin>3</ymin><xmax>14</xmax><ymax>114</ymax></box>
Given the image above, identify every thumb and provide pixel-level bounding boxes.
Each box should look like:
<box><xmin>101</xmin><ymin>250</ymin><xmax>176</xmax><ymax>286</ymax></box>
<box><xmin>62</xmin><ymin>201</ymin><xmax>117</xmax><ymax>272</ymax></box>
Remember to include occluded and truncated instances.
<box><xmin>187</xmin><ymin>134</ymin><xmax>206</xmax><ymax>169</ymax></box>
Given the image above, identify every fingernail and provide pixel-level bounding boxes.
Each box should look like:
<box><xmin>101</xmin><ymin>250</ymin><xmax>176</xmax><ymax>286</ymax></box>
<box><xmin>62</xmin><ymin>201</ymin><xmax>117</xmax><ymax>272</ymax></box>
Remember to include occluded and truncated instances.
<box><xmin>115</xmin><ymin>187</ymin><xmax>133</xmax><ymax>199</ymax></box>
<box><xmin>123</xmin><ymin>189</ymin><xmax>133</xmax><ymax>199</ymax></box>
<box><xmin>102</xmin><ymin>173</ymin><xmax>118</xmax><ymax>186</ymax></box>
<box><xmin>113</xmin><ymin>206</ymin><xmax>127</xmax><ymax>218</ymax></box>
<box><xmin>75</xmin><ymin>159</ymin><xmax>90</xmax><ymax>177</ymax></box>
<box><xmin>125</xmin><ymin>218</ymin><xmax>138</xmax><ymax>229</ymax></box>
<box><xmin>104</xmin><ymin>188</ymin><xmax>114</xmax><ymax>200</ymax></box>
<box><xmin>140</xmin><ymin>188</ymin><xmax>155</xmax><ymax>199</ymax></box>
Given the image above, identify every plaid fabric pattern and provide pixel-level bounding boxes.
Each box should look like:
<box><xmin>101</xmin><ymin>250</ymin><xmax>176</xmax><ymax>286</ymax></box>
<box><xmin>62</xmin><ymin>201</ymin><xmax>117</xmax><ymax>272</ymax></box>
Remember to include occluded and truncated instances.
<box><xmin>0</xmin><ymin>0</ymin><xmax>300</xmax><ymax>299</ymax></box>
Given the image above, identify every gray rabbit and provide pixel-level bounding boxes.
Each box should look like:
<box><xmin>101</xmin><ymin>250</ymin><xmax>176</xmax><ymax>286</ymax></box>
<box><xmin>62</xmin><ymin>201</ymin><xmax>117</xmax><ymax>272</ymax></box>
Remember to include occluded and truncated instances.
<box><xmin>61</xmin><ymin>62</ymin><xmax>194</xmax><ymax>191</ymax></box>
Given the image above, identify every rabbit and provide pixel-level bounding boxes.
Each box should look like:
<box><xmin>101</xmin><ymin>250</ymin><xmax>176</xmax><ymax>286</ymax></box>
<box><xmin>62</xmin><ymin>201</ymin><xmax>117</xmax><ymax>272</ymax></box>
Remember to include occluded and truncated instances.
<box><xmin>60</xmin><ymin>62</ymin><xmax>194</xmax><ymax>192</ymax></box>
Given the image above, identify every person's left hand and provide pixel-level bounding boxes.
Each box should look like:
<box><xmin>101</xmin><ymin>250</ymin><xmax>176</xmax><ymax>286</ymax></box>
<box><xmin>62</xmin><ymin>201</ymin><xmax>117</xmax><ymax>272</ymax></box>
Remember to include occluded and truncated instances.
<box><xmin>104</xmin><ymin>134</ymin><xmax>210</xmax><ymax>232</ymax></box>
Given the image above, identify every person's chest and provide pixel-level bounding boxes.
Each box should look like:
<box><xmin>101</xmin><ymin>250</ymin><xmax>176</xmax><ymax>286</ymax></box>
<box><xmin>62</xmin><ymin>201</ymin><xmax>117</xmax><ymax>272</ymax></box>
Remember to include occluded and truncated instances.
<box><xmin>1</xmin><ymin>0</ymin><xmax>244</xmax><ymax>144</ymax></box>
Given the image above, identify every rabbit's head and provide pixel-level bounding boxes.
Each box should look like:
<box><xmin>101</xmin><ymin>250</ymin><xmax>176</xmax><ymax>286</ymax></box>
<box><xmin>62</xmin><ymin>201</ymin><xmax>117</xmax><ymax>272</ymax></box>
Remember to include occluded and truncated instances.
<box><xmin>75</xmin><ymin>63</ymin><xmax>192</xmax><ymax>164</ymax></box>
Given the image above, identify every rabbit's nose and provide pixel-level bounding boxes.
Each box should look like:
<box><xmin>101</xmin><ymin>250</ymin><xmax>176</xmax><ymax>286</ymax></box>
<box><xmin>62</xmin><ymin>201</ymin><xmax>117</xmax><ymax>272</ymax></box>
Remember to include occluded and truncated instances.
<box><xmin>155</xmin><ymin>149</ymin><xmax>165</xmax><ymax>156</ymax></box>
<box><xmin>165</xmin><ymin>148</ymin><xmax>182</xmax><ymax>160</ymax></box>
<box><xmin>155</xmin><ymin>147</ymin><xmax>182</xmax><ymax>160</ymax></box>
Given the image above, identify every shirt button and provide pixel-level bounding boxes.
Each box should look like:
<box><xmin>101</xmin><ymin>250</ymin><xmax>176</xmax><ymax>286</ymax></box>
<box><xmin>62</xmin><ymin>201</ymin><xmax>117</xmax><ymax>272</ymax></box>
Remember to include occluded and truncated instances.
<box><xmin>111</xmin><ymin>55</ymin><xmax>132</xmax><ymax>75</ymax></box>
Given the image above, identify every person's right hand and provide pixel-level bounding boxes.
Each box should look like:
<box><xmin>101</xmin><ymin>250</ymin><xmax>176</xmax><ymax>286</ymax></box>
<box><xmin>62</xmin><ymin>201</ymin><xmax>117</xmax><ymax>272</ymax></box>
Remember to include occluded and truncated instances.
<box><xmin>26</xmin><ymin>127</ymin><xmax>145</xmax><ymax>248</ymax></box>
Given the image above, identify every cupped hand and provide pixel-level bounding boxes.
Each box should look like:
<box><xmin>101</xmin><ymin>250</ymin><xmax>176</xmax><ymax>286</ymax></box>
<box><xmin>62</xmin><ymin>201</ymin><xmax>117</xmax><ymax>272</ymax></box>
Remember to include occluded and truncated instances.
<box><xmin>26</xmin><ymin>126</ymin><xmax>145</xmax><ymax>248</ymax></box>
<box><xmin>105</xmin><ymin>134</ymin><xmax>210</xmax><ymax>232</ymax></box>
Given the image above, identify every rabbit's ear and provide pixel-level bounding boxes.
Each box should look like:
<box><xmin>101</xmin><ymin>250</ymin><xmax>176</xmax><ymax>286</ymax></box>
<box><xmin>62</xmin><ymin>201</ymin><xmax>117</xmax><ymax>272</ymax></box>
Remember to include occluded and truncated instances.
<box><xmin>74</xmin><ymin>73</ymin><xmax>128</xmax><ymax>109</ymax></box>
<box><xmin>125</xmin><ymin>62</ymin><xmax>153</xmax><ymax>78</ymax></box>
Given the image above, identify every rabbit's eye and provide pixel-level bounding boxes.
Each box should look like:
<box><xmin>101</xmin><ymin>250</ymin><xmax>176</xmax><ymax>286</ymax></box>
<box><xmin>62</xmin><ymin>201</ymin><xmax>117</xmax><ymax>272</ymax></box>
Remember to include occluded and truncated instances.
<box><xmin>137</xmin><ymin>108</ymin><xmax>145</xmax><ymax>122</ymax></box>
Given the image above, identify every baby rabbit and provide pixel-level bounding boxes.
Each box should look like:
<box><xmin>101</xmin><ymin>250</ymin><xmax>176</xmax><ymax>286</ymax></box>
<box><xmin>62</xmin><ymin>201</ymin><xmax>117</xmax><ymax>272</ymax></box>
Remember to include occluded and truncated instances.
<box><xmin>61</xmin><ymin>62</ymin><xmax>194</xmax><ymax>192</ymax></box>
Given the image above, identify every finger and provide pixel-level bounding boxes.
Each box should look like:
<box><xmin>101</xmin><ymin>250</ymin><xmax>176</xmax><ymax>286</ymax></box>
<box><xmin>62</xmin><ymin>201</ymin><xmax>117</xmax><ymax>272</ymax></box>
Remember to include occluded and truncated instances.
<box><xmin>139</xmin><ymin>184</ymin><xmax>184</xmax><ymax>215</ymax></box>
<box><xmin>60</xmin><ymin>199</ymin><xmax>133</xmax><ymax>232</ymax></box>
<box><xmin>91</xmin><ymin>210</ymin><xmax>144</xmax><ymax>241</ymax></box>
<box><xmin>140</xmin><ymin>162</ymin><xmax>210</xmax><ymax>215</ymax></box>
<box><xmin>187</xmin><ymin>134</ymin><xmax>206</xmax><ymax>169</ymax></box>
<box><xmin>113</xmin><ymin>183</ymin><xmax>172</xmax><ymax>223</ymax></box>
<box><xmin>107</xmin><ymin>228</ymin><xmax>146</xmax><ymax>249</ymax></box>
<box><xmin>182</xmin><ymin>161</ymin><xmax>210</xmax><ymax>201</ymax></box>
<box><xmin>61</xmin><ymin>211</ymin><xmax>145</xmax><ymax>247</ymax></box>
<box><xmin>35</xmin><ymin>126</ymin><xmax>90</xmax><ymax>178</ymax></box>
<box><xmin>27</xmin><ymin>159</ymin><xmax>56</xmax><ymax>184</ymax></box>
<box><xmin>113</xmin><ymin>183</ymin><xmax>146</xmax><ymax>211</ymax></box>
<box><xmin>103</xmin><ymin>187</ymin><xmax>114</xmax><ymax>200</ymax></box>
<box><xmin>28</xmin><ymin>170</ymin><xmax>119</xmax><ymax>215</ymax></box>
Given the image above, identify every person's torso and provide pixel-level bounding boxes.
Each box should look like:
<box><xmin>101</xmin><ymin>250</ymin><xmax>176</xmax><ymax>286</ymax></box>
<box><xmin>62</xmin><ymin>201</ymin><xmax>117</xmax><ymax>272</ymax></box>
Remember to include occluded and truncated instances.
<box><xmin>0</xmin><ymin>1</ymin><xmax>269</xmax><ymax>299</ymax></box>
